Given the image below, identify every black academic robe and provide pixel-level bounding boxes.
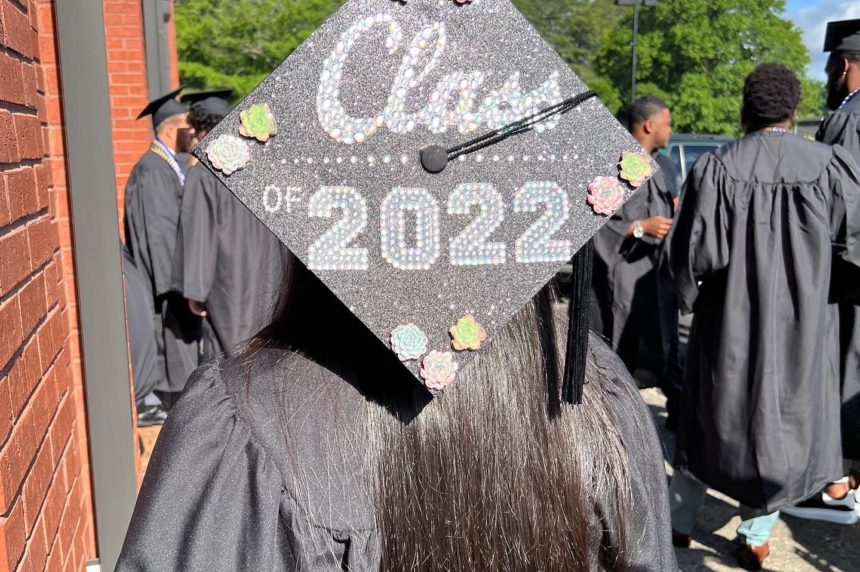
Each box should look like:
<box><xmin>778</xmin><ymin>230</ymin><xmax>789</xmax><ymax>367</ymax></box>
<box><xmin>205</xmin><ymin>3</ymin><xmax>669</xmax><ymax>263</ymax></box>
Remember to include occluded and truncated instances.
<box><xmin>121</xmin><ymin>244</ymin><xmax>160</xmax><ymax>403</ymax></box>
<box><xmin>660</xmin><ymin>132</ymin><xmax>860</xmax><ymax>511</ymax></box>
<box><xmin>172</xmin><ymin>164</ymin><xmax>286</xmax><ymax>358</ymax></box>
<box><xmin>116</xmin><ymin>335</ymin><xmax>676</xmax><ymax>571</ymax></box>
<box><xmin>816</xmin><ymin>93</ymin><xmax>860</xmax><ymax>461</ymax></box>
<box><xmin>592</xmin><ymin>153</ymin><xmax>679</xmax><ymax>380</ymax></box>
<box><xmin>123</xmin><ymin>150</ymin><xmax>200</xmax><ymax>395</ymax></box>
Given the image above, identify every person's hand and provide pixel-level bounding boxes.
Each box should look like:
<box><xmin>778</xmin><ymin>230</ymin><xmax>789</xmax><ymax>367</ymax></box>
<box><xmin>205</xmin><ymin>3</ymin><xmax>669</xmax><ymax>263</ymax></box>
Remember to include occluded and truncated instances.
<box><xmin>641</xmin><ymin>216</ymin><xmax>673</xmax><ymax>239</ymax></box>
<box><xmin>188</xmin><ymin>299</ymin><xmax>208</xmax><ymax>317</ymax></box>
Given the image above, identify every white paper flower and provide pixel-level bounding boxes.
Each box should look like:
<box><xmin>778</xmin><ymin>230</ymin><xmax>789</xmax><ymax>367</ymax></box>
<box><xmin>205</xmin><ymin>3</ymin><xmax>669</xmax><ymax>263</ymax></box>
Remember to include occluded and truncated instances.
<box><xmin>206</xmin><ymin>134</ymin><xmax>251</xmax><ymax>175</ymax></box>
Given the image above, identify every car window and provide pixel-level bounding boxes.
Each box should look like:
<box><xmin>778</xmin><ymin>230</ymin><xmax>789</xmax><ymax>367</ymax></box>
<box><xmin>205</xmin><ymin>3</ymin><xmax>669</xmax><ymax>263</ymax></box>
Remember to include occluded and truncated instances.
<box><xmin>668</xmin><ymin>146</ymin><xmax>682</xmax><ymax>175</ymax></box>
<box><xmin>683</xmin><ymin>145</ymin><xmax>719</xmax><ymax>174</ymax></box>
<box><xmin>668</xmin><ymin>146</ymin><xmax>683</xmax><ymax>189</ymax></box>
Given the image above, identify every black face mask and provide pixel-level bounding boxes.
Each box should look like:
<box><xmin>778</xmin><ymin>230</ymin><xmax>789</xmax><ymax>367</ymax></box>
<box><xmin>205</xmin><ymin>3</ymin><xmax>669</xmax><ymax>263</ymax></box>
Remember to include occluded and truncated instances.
<box><xmin>175</xmin><ymin>127</ymin><xmax>196</xmax><ymax>154</ymax></box>
<box><xmin>826</xmin><ymin>59</ymin><xmax>849</xmax><ymax>111</ymax></box>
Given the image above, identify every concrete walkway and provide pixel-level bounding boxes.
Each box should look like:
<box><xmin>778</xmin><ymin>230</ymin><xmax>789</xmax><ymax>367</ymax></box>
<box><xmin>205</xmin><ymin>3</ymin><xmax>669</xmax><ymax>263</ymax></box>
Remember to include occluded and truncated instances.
<box><xmin>641</xmin><ymin>387</ymin><xmax>860</xmax><ymax>571</ymax></box>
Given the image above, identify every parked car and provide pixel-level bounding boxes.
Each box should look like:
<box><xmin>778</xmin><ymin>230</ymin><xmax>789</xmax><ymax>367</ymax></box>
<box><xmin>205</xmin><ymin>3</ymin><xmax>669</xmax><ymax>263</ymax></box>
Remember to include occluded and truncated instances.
<box><xmin>662</xmin><ymin>133</ymin><xmax>733</xmax><ymax>190</ymax></box>
<box><xmin>794</xmin><ymin>118</ymin><xmax>822</xmax><ymax>141</ymax></box>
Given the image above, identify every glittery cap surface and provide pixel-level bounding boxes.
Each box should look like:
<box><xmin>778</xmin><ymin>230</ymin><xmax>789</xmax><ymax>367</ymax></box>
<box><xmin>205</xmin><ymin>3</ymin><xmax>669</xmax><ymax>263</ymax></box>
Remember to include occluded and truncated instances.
<box><xmin>193</xmin><ymin>0</ymin><xmax>650</xmax><ymax>386</ymax></box>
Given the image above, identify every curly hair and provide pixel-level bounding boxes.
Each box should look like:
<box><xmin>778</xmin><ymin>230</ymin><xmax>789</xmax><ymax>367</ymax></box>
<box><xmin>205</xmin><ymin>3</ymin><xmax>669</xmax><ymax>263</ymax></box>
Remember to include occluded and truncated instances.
<box><xmin>742</xmin><ymin>63</ymin><xmax>801</xmax><ymax>129</ymax></box>
<box><xmin>187</xmin><ymin>107</ymin><xmax>224</xmax><ymax>134</ymax></box>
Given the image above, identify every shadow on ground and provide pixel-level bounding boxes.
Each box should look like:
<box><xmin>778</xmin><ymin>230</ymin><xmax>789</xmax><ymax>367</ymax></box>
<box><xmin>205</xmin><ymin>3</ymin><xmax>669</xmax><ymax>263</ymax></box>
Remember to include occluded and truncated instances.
<box><xmin>641</xmin><ymin>387</ymin><xmax>860</xmax><ymax>571</ymax></box>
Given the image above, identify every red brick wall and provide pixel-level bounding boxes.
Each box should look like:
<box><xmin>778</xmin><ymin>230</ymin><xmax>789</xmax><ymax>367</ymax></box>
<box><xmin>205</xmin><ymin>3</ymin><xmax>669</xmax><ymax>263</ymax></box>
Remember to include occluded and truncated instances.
<box><xmin>103</xmin><ymin>0</ymin><xmax>154</xmax><ymax>226</ymax></box>
<box><xmin>0</xmin><ymin>1</ymin><xmax>97</xmax><ymax>571</ymax></box>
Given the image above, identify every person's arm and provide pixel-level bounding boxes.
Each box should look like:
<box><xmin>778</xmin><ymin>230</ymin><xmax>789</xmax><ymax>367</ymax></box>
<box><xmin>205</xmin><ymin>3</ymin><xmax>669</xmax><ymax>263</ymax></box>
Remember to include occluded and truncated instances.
<box><xmin>659</xmin><ymin>154</ymin><xmax>730</xmax><ymax>312</ymax></box>
<box><xmin>116</xmin><ymin>363</ymin><xmax>287</xmax><ymax>570</ymax></box>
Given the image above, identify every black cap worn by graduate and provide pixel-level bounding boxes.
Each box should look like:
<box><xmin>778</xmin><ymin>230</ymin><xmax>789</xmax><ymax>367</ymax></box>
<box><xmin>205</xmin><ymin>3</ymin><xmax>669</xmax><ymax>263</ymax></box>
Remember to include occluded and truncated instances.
<box><xmin>193</xmin><ymin>0</ymin><xmax>655</xmax><ymax>403</ymax></box>
<box><xmin>136</xmin><ymin>86</ymin><xmax>187</xmax><ymax>128</ymax></box>
<box><xmin>181</xmin><ymin>88</ymin><xmax>235</xmax><ymax>117</ymax></box>
<box><xmin>824</xmin><ymin>19</ymin><xmax>860</xmax><ymax>56</ymax></box>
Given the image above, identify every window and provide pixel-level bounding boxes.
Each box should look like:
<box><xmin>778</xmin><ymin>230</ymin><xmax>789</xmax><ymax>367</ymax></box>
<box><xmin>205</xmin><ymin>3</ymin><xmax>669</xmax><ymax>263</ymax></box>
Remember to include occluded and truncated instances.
<box><xmin>683</xmin><ymin>145</ymin><xmax>719</xmax><ymax>175</ymax></box>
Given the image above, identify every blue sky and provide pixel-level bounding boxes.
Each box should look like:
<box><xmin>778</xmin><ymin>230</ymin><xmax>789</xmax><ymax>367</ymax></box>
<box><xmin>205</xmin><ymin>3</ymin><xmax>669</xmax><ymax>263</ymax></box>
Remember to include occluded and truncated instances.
<box><xmin>786</xmin><ymin>0</ymin><xmax>860</xmax><ymax>81</ymax></box>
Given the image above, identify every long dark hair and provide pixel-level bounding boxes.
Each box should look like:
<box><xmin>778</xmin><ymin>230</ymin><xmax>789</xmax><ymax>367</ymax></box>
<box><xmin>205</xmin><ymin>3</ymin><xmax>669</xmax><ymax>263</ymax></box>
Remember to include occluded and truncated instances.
<box><xmin>248</xmin><ymin>252</ymin><xmax>638</xmax><ymax>569</ymax></box>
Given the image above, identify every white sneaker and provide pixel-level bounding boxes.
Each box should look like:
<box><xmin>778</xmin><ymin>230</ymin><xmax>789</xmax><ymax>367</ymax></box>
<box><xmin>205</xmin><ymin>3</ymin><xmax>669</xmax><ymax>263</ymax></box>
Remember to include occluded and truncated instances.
<box><xmin>781</xmin><ymin>492</ymin><xmax>859</xmax><ymax>525</ymax></box>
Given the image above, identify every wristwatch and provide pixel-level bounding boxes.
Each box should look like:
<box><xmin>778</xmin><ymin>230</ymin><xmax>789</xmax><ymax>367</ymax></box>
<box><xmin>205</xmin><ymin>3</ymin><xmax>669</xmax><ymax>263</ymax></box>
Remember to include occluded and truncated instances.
<box><xmin>633</xmin><ymin>220</ymin><xmax>644</xmax><ymax>239</ymax></box>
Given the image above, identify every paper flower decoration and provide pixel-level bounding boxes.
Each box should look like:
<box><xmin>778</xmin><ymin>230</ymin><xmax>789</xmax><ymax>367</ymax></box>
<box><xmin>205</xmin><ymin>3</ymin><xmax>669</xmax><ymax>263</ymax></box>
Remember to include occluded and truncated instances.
<box><xmin>390</xmin><ymin>324</ymin><xmax>429</xmax><ymax>361</ymax></box>
<box><xmin>449</xmin><ymin>314</ymin><xmax>487</xmax><ymax>351</ymax></box>
<box><xmin>421</xmin><ymin>351</ymin><xmax>459</xmax><ymax>390</ymax></box>
<box><xmin>206</xmin><ymin>135</ymin><xmax>250</xmax><ymax>176</ymax></box>
<box><xmin>587</xmin><ymin>176</ymin><xmax>626</xmax><ymax>216</ymax></box>
<box><xmin>239</xmin><ymin>103</ymin><xmax>278</xmax><ymax>142</ymax></box>
<box><xmin>618</xmin><ymin>151</ymin><xmax>654</xmax><ymax>188</ymax></box>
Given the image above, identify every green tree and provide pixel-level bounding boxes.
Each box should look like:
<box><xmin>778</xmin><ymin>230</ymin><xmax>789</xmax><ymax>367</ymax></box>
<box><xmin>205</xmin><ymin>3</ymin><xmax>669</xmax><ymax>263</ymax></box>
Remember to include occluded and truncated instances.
<box><xmin>595</xmin><ymin>0</ymin><xmax>824</xmax><ymax>135</ymax></box>
<box><xmin>175</xmin><ymin>0</ymin><xmax>344</xmax><ymax>100</ymax></box>
<box><xmin>513</xmin><ymin>0</ymin><xmax>624</xmax><ymax>110</ymax></box>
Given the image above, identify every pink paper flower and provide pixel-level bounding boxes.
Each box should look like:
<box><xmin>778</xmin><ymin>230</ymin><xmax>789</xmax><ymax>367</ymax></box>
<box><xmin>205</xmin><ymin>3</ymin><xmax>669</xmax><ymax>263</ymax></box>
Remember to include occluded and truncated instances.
<box><xmin>587</xmin><ymin>176</ymin><xmax>626</xmax><ymax>216</ymax></box>
<box><xmin>420</xmin><ymin>351</ymin><xmax>459</xmax><ymax>391</ymax></box>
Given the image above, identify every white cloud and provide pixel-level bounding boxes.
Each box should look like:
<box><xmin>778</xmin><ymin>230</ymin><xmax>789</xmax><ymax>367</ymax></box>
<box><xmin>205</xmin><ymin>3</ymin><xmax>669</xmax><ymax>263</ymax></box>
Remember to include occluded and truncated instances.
<box><xmin>788</xmin><ymin>0</ymin><xmax>860</xmax><ymax>81</ymax></box>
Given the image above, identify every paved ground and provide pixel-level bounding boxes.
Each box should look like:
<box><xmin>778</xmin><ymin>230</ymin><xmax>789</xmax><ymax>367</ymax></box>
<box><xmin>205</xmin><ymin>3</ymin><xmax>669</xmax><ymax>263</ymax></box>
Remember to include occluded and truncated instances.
<box><xmin>641</xmin><ymin>387</ymin><xmax>860</xmax><ymax>571</ymax></box>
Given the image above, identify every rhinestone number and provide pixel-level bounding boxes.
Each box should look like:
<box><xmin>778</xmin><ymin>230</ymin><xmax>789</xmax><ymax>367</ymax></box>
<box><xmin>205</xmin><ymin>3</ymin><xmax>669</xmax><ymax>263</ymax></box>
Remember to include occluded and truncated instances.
<box><xmin>513</xmin><ymin>182</ymin><xmax>572</xmax><ymax>263</ymax></box>
<box><xmin>307</xmin><ymin>187</ymin><xmax>369</xmax><ymax>270</ymax></box>
<box><xmin>305</xmin><ymin>183</ymin><xmax>573</xmax><ymax>270</ymax></box>
<box><xmin>448</xmin><ymin>183</ymin><xmax>506</xmax><ymax>266</ymax></box>
<box><xmin>380</xmin><ymin>188</ymin><xmax>441</xmax><ymax>270</ymax></box>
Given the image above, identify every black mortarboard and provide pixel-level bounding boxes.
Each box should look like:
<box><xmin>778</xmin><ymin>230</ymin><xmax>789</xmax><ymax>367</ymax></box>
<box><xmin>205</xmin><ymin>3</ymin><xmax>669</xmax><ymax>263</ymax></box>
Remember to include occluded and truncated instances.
<box><xmin>181</xmin><ymin>88</ymin><xmax>235</xmax><ymax>117</ymax></box>
<box><xmin>193</xmin><ymin>0</ymin><xmax>654</xmax><ymax>401</ymax></box>
<box><xmin>824</xmin><ymin>19</ymin><xmax>860</xmax><ymax>55</ymax></box>
<box><xmin>136</xmin><ymin>87</ymin><xmax>186</xmax><ymax>127</ymax></box>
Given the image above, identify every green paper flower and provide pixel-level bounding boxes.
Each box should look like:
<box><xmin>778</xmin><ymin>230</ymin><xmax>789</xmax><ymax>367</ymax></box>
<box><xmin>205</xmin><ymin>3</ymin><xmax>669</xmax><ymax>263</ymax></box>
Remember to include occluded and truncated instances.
<box><xmin>239</xmin><ymin>103</ymin><xmax>278</xmax><ymax>142</ymax></box>
<box><xmin>449</xmin><ymin>314</ymin><xmax>487</xmax><ymax>351</ymax></box>
<box><xmin>618</xmin><ymin>151</ymin><xmax>654</xmax><ymax>188</ymax></box>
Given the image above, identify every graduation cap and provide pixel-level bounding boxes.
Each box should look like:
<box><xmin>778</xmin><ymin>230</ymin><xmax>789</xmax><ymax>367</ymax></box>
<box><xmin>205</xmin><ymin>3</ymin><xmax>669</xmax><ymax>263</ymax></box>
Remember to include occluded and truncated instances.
<box><xmin>193</xmin><ymin>0</ymin><xmax>653</xmax><ymax>402</ymax></box>
<box><xmin>181</xmin><ymin>88</ymin><xmax>235</xmax><ymax>117</ymax></box>
<box><xmin>136</xmin><ymin>87</ymin><xmax>187</xmax><ymax>128</ymax></box>
<box><xmin>824</xmin><ymin>19</ymin><xmax>860</xmax><ymax>55</ymax></box>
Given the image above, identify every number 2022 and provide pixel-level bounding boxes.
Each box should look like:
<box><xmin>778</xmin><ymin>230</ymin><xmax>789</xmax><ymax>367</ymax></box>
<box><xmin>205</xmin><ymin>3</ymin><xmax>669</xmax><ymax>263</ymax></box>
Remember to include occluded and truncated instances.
<box><xmin>304</xmin><ymin>181</ymin><xmax>572</xmax><ymax>271</ymax></box>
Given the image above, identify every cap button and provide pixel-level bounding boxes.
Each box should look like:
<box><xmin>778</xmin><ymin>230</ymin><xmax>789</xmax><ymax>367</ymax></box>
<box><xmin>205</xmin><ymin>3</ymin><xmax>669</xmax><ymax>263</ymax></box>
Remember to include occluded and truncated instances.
<box><xmin>420</xmin><ymin>145</ymin><xmax>448</xmax><ymax>174</ymax></box>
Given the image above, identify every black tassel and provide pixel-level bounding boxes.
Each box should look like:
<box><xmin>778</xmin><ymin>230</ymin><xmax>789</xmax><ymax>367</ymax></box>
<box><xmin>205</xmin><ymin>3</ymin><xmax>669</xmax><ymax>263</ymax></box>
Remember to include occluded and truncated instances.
<box><xmin>562</xmin><ymin>239</ymin><xmax>593</xmax><ymax>404</ymax></box>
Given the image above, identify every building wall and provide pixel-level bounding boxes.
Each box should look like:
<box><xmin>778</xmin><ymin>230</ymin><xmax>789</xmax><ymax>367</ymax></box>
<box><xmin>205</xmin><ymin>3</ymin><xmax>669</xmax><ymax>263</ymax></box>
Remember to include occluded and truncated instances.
<box><xmin>0</xmin><ymin>1</ymin><xmax>96</xmax><ymax>570</ymax></box>
<box><xmin>103</xmin><ymin>0</ymin><xmax>155</xmax><ymax>225</ymax></box>
<box><xmin>0</xmin><ymin>1</ymin><xmax>181</xmax><ymax>569</ymax></box>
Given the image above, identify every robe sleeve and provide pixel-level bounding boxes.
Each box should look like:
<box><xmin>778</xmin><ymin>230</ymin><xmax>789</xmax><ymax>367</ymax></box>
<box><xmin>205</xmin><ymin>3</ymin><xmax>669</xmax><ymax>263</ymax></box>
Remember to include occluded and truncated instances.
<box><xmin>116</xmin><ymin>362</ymin><xmax>289</xmax><ymax>571</ymax></box>
<box><xmin>588</xmin><ymin>338</ymin><xmax>677</xmax><ymax>571</ymax></box>
<box><xmin>124</xmin><ymin>161</ymin><xmax>183</xmax><ymax>298</ymax></box>
<box><xmin>174</xmin><ymin>168</ymin><xmax>219</xmax><ymax>303</ymax></box>
<box><xmin>659</xmin><ymin>154</ymin><xmax>731</xmax><ymax>313</ymax></box>
<box><xmin>826</xmin><ymin>145</ymin><xmax>860</xmax><ymax>301</ymax></box>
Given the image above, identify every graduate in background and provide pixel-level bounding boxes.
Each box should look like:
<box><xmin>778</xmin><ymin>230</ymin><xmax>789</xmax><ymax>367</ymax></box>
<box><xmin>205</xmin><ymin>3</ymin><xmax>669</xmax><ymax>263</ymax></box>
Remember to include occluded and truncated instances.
<box><xmin>121</xmin><ymin>244</ymin><xmax>165</xmax><ymax>427</ymax></box>
<box><xmin>661</xmin><ymin>64</ymin><xmax>860</xmax><ymax>570</ymax></box>
<box><xmin>123</xmin><ymin>89</ymin><xmax>201</xmax><ymax>411</ymax></box>
<box><xmin>591</xmin><ymin>96</ymin><xmax>681</xmax><ymax>428</ymax></box>
<box><xmin>172</xmin><ymin>90</ymin><xmax>286</xmax><ymax>359</ymax></box>
<box><xmin>782</xmin><ymin>18</ymin><xmax>860</xmax><ymax>526</ymax></box>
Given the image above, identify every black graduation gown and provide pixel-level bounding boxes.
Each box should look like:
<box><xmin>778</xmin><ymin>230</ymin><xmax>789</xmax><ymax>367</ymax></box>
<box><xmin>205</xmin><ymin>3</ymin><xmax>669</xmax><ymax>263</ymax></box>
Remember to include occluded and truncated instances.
<box><xmin>123</xmin><ymin>150</ymin><xmax>201</xmax><ymax>394</ymax></box>
<box><xmin>660</xmin><ymin>132</ymin><xmax>860</xmax><ymax>511</ymax></box>
<box><xmin>121</xmin><ymin>244</ymin><xmax>160</xmax><ymax>403</ymax></box>
<box><xmin>116</xmin><ymin>335</ymin><xmax>676</xmax><ymax>571</ymax></box>
<box><xmin>172</xmin><ymin>164</ymin><xmax>286</xmax><ymax>358</ymax></box>
<box><xmin>816</xmin><ymin>94</ymin><xmax>860</xmax><ymax>461</ymax></box>
<box><xmin>592</xmin><ymin>153</ymin><xmax>678</xmax><ymax>378</ymax></box>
